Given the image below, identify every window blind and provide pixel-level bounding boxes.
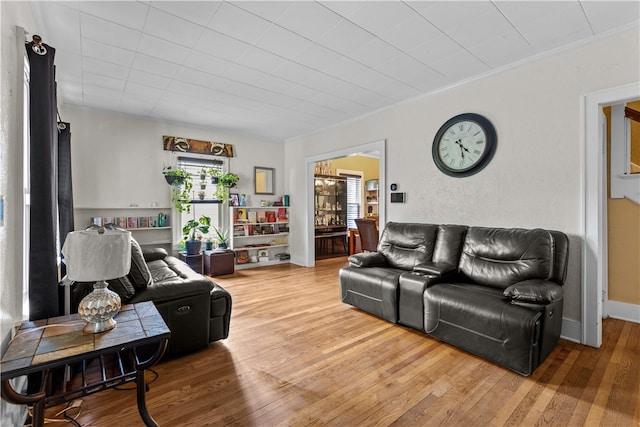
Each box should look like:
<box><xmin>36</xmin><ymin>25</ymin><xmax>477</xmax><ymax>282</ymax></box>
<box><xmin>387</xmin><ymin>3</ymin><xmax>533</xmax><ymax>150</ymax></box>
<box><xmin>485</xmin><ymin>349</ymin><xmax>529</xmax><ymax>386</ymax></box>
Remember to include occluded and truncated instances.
<box><xmin>345</xmin><ymin>175</ymin><xmax>362</xmax><ymax>229</ymax></box>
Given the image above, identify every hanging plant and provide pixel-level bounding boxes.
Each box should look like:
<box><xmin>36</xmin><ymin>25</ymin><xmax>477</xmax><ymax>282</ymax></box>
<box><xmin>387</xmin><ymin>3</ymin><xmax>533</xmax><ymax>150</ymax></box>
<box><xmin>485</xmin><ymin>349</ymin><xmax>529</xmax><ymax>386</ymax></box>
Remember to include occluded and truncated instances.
<box><xmin>163</xmin><ymin>166</ymin><xmax>193</xmax><ymax>212</ymax></box>
<box><xmin>214</xmin><ymin>173</ymin><xmax>239</xmax><ymax>204</ymax></box>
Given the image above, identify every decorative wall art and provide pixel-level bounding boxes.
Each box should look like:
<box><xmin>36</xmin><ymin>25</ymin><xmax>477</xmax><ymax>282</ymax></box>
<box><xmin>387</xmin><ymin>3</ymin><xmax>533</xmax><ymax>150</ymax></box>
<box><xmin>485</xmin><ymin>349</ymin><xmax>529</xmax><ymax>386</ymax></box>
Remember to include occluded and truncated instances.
<box><xmin>163</xmin><ymin>135</ymin><xmax>234</xmax><ymax>157</ymax></box>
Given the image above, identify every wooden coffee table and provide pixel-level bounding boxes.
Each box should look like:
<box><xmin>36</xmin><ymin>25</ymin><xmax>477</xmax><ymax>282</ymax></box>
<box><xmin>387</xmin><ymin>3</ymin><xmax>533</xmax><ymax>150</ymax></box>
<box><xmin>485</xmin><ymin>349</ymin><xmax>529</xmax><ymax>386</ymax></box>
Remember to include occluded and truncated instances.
<box><xmin>0</xmin><ymin>301</ymin><xmax>170</xmax><ymax>427</ymax></box>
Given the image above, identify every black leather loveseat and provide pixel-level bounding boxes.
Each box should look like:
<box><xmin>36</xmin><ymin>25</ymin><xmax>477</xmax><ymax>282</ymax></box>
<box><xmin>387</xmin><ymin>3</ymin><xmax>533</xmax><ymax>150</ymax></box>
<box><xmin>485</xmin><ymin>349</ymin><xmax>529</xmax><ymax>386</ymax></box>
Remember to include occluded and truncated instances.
<box><xmin>72</xmin><ymin>240</ymin><xmax>232</xmax><ymax>357</ymax></box>
<box><xmin>339</xmin><ymin>222</ymin><xmax>569</xmax><ymax>375</ymax></box>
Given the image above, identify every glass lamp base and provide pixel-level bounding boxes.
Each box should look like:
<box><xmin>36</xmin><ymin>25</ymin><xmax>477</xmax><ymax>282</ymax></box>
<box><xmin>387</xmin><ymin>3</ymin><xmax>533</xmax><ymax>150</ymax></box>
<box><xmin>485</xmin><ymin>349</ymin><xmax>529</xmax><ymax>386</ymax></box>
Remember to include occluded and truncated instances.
<box><xmin>78</xmin><ymin>280</ymin><xmax>121</xmax><ymax>334</ymax></box>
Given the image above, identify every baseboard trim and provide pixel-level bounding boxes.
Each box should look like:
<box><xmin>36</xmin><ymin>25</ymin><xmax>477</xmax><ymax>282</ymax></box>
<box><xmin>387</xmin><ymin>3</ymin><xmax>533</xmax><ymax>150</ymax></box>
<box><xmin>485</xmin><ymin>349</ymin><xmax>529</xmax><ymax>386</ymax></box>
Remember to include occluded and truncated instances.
<box><xmin>560</xmin><ymin>318</ymin><xmax>582</xmax><ymax>343</ymax></box>
<box><xmin>606</xmin><ymin>300</ymin><xmax>640</xmax><ymax>324</ymax></box>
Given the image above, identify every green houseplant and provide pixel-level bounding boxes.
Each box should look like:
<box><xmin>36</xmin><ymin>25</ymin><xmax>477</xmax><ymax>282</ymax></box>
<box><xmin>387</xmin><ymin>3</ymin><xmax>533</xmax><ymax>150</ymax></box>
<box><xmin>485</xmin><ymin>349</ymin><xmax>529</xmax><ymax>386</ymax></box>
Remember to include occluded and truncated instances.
<box><xmin>214</xmin><ymin>172</ymin><xmax>239</xmax><ymax>203</ymax></box>
<box><xmin>163</xmin><ymin>166</ymin><xmax>193</xmax><ymax>213</ymax></box>
<box><xmin>182</xmin><ymin>215</ymin><xmax>210</xmax><ymax>254</ymax></box>
<box><xmin>211</xmin><ymin>225</ymin><xmax>229</xmax><ymax>249</ymax></box>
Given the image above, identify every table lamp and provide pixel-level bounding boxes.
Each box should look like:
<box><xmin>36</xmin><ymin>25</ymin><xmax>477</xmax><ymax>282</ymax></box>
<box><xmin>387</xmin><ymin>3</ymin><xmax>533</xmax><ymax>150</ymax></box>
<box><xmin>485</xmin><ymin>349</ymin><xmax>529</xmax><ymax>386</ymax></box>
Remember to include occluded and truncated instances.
<box><xmin>62</xmin><ymin>227</ymin><xmax>131</xmax><ymax>333</ymax></box>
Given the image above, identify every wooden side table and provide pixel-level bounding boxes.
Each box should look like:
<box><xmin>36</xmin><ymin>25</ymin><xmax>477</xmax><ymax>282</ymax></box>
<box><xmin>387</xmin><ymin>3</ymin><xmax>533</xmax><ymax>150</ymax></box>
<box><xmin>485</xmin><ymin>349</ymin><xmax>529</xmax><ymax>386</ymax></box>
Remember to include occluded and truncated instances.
<box><xmin>178</xmin><ymin>252</ymin><xmax>204</xmax><ymax>273</ymax></box>
<box><xmin>0</xmin><ymin>302</ymin><xmax>170</xmax><ymax>427</ymax></box>
<box><xmin>204</xmin><ymin>250</ymin><xmax>235</xmax><ymax>276</ymax></box>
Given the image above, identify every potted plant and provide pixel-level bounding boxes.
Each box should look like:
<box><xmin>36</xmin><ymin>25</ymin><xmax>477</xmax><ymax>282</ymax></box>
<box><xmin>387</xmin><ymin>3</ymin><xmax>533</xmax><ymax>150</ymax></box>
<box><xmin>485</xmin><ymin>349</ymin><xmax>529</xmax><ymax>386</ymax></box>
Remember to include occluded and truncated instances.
<box><xmin>211</xmin><ymin>225</ymin><xmax>229</xmax><ymax>249</ymax></box>
<box><xmin>197</xmin><ymin>190</ymin><xmax>206</xmax><ymax>200</ymax></box>
<box><xmin>214</xmin><ymin>172</ymin><xmax>240</xmax><ymax>204</ymax></box>
<box><xmin>204</xmin><ymin>237</ymin><xmax>214</xmax><ymax>251</ymax></box>
<box><xmin>163</xmin><ymin>166</ymin><xmax>189</xmax><ymax>185</ymax></box>
<box><xmin>208</xmin><ymin>168</ymin><xmax>220</xmax><ymax>184</ymax></box>
<box><xmin>182</xmin><ymin>215</ymin><xmax>211</xmax><ymax>255</ymax></box>
<box><xmin>200</xmin><ymin>181</ymin><xmax>207</xmax><ymax>190</ymax></box>
<box><xmin>163</xmin><ymin>166</ymin><xmax>193</xmax><ymax>212</ymax></box>
<box><xmin>199</xmin><ymin>167</ymin><xmax>208</xmax><ymax>181</ymax></box>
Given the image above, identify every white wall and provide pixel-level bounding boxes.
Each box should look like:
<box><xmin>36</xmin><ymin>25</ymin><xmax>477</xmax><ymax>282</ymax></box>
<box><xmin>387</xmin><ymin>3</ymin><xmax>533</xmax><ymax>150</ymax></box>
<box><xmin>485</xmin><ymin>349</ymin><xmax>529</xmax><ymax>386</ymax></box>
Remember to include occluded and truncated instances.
<box><xmin>0</xmin><ymin>2</ymin><xmax>36</xmax><ymax>424</ymax></box>
<box><xmin>285</xmin><ymin>27</ymin><xmax>640</xmax><ymax>325</ymax></box>
<box><xmin>61</xmin><ymin>105</ymin><xmax>285</xmax><ymax>209</ymax></box>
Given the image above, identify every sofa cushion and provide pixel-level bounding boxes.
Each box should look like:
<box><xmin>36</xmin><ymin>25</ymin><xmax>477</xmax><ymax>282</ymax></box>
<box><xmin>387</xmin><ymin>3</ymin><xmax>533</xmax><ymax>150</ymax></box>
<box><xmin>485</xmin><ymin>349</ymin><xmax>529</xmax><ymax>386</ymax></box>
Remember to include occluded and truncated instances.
<box><xmin>378</xmin><ymin>222</ymin><xmax>438</xmax><ymax>270</ymax></box>
<box><xmin>143</xmin><ymin>247</ymin><xmax>169</xmax><ymax>263</ymax></box>
<box><xmin>459</xmin><ymin>227</ymin><xmax>554</xmax><ymax>290</ymax></box>
<box><xmin>128</xmin><ymin>238</ymin><xmax>153</xmax><ymax>290</ymax></box>
<box><xmin>503</xmin><ymin>279</ymin><xmax>563</xmax><ymax>304</ymax></box>
<box><xmin>348</xmin><ymin>252</ymin><xmax>387</xmax><ymax>267</ymax></box>
<box><xmin>106</xmin><ymin>276</ymin><xmax>136</xmax><ymax>300</ymax></box>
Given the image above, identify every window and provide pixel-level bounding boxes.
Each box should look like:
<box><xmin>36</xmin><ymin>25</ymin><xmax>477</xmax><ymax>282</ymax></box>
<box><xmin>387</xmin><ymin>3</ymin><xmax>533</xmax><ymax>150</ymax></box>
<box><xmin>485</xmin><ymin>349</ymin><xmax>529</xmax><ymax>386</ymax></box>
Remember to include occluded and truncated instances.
<box><xmin>176</xmin><ymin>157</ymin><xmax>224</xmax><ymax>242</ymax></box>
<box><xmin>338</xmin><ymin>171</ymin><xmax>363</xmax><ymax>229</ymax></box>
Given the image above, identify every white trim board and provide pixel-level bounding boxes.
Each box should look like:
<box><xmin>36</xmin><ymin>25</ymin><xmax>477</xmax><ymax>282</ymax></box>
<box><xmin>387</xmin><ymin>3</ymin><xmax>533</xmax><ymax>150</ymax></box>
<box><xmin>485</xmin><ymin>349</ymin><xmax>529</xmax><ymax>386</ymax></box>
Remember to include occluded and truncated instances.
<box><xmin>606</xmin><ymin>301</ymin><xmax>640</xmax><ymax>324</ymax></box>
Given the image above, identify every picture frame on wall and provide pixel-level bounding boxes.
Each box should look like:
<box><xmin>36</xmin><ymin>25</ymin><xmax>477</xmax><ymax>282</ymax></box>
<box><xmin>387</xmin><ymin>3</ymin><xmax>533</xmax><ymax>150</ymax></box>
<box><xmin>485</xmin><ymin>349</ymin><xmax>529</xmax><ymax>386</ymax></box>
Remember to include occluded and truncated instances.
<box><xmin>230</xmin><ymin>193</ymin><xmax>239</xmax><ymax>206</ymax></box>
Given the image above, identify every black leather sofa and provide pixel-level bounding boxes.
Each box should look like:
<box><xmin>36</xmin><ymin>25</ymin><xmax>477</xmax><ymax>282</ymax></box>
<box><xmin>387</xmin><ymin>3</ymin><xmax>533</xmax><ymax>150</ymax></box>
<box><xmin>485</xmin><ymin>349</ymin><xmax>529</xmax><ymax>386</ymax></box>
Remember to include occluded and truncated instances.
<box><xmin>72</xmin><ymin>240</ymin><xmax>232</xmax><ymax>357</ymax></box>
<box><xmin>339</xmin><ymin>222</ymin><xmax>569</xmax><ymax>376</ymax></box>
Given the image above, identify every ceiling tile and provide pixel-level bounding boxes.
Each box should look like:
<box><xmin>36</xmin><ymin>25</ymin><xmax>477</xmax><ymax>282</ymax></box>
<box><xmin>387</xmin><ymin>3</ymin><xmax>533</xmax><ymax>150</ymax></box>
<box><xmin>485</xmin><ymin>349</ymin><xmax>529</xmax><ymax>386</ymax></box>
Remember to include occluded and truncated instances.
<box><xmin>235</xmin><ymin>47</ymin><xmax>288</xmax><ymax>74</ymax></box>
<box><xmin>38</xmin><ymin>2</ymin><xmax>81</xmax><ymax>54</ymax></box>
<box><xmin>376</xmin><ymin>54</ymin><xmax>443</xmax><ymax>89</ymax></box>
<box><xmin>80</xmin><ymin>13</ymin><xmax>142</xmax><ymax>50</ymax></box>
<box><xmin>83</xmin><ymin>72</ymin><xmax>126</xmax><ymax>92</ymax></box>
<box><xmin>81</xmin><ymin>39</ymin><xmax>135</xmax><ymax>68</ymax></box>
<box><xmin>253</xmin><ymin>25</ymin><xmax>312</xmax><ymax>58</ymax></box>
<box><xmin>127</xmin><ymin>69</ymin><xmax>171</xmax><ymax>90</ymax></box>
<box><xmin>231</xmin><ymin>1</ymin><xmax>293</xmax><ymax>22</ymax></box>
<box><xmin>346</xmin><ymin>1</ymin><xmax>417</xmax><ymax>35</ymax></box>
<box><xmin>208</xmin><ymin>2</ymin><xmax>272</xmax><ymax>44</ymax></box>
<box><xmin>316</xmin><ymin>19</ymin><xmax>375</xmax><ymax>56</ymax></box>
<box><xmin>496</xmin><ymin>1</ymin><xmax>593</xmax><ymax>47</ymax></box>
<box><xmin>79</xmin><ymin>1</ymin><xmax>149</xmax><ymax>31</ymax></box>
<box><xmin>581</xmin><ymin>1</ymin><xmax>640</xmax><ymax>33</ymax></box>
<box><xmin>149</xmin><ymin>1</ymin><xmax>222</xmax><ymax>27</ymax></box>
<box><xmin>318</xmin><ymin>1</ymin><xmax>365</xmax><ymax>19</ymax></box>
<box><xmin>194</xmin><ymin>29</ymin><xmax>251</xmax><ymax>61</ymax></box>
<box><xmin>137</xmin><ymin>34</ymin><xmax>191</xmax><ymax>64</ymax></box>
<box><xmin>124</xmin><ymin>81</ymin><xmax>164</xmax><ymax>101</ymax></box>
<box><xmin>275</xmin><ymin>1</ymin><xmax>342</xmax><ymax>40</ymax></box>
<box><xmin>131</xmin><ymin>53</ymin><xmax>181</xmax><ymax>78</ymax></box>
<box><xmin>82</xmin><ymin>57</ymin><xmax>130</xmax><ymax>80</ymax></box>
<box><xmin>467</xmin><ymin>29</ymin><xmax>532</xmax><ymax>68</ymax></box>
<box><xmin>409</xmin><ymin>1</ymin><xmax>513</xmax><ymax>46</ymax></box>
<box><xmin>377</xmin><ymin>10</ymin><xmax>443</xmax><ymax>53</ymax></box>
<box><xmin>427</xmin><ymin>49</ymin><xmax>490</xmax><ymax>81</ymax></box>
<box><xmin>294</xmin><ymin>44</ymin><xmax>346</xmax><ymax>72</ymax></box>
<box><xmin>348</xmin><ymin>37</ymin><xmax>400</xmax><ymax>68</ymax></box>
<box><xmin>143</xmin><ymin>6</ymin><xmax>205</xmax><ymax>47</ymax></box>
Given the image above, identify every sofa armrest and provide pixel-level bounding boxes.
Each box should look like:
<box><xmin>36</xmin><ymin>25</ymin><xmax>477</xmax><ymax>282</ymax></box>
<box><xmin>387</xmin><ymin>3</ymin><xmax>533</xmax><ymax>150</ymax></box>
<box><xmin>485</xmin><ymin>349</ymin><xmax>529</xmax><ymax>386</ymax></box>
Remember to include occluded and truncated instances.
<box><xmin>348</xmin><ymin>252</ymin><xmax>387</xmax><ymax>267</ymax></box>
<box><xmin>143</xmin><ymin>247</ymin><xmax>169</xmax><ymax>262</ymax></box>
<box><xmin>412</xmin><ymin>262</ymin><xmax>456</xmax><ymax>277</ymax></box>
<box><xmin>503</xmin><ymin>279</ymin><xmax>563</xmax><ymax>304</ymax></box>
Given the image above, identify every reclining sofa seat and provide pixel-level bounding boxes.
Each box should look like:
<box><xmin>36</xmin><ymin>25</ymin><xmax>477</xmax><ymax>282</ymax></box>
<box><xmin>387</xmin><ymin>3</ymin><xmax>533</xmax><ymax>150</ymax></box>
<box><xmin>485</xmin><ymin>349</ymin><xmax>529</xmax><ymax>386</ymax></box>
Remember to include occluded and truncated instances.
<box><xmin>72</xmin><ymin>240</ymin><xmax>231</xmax><ymax>357</ymax></box>
<box><xmin>339</xmin><ymin>222</ymin><xmax>569</xmax><ymax>376</ymax></box>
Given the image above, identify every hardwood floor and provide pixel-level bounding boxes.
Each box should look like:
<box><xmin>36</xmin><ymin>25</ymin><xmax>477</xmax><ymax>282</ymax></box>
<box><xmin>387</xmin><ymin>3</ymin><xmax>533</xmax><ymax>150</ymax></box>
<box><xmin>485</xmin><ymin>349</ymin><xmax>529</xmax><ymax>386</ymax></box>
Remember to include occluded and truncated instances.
<box><xmin>47</xmin><ymin>257</ymin><xmax>639</xmax><ymax>426</ymax></box>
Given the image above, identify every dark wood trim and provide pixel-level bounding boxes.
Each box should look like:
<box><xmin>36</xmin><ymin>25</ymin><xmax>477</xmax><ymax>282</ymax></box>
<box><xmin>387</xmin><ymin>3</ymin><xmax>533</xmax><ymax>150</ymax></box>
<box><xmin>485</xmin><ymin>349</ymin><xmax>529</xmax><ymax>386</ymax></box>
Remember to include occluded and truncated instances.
<box><xmin>625</xmin><ymin>106</ymin><xmax>640</xmax><ymax>123</ymax></box>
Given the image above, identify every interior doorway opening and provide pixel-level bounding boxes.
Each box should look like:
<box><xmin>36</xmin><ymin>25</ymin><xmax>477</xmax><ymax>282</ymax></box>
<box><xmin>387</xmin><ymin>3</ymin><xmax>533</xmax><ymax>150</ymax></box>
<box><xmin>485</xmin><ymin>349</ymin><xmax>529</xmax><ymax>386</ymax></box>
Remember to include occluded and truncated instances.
<box><xmin>304</xmin><ymin>140</ymin><xmax>386</xmax><ymax>267</ymax></box>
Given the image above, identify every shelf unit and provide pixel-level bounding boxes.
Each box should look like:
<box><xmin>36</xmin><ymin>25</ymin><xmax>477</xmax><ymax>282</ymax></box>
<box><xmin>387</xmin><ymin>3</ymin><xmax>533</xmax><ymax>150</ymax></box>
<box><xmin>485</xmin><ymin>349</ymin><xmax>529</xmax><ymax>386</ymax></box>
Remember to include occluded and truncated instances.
<box><xmin>314</xmin><ymin>175</ymin><xmax>347</xmax><ymax>227</ymax></box>
<box><xmin>74</xmin><ymin>207</ymin><xmax>173</xmax><ymax>249</ymax></box>
<box><xmin>229</xmin><ymin>206</ymin><xmax>290</xmax><ymax>269</ymax></box>
<box><xmin>365</xmin><ymin>179</ymin><xmax>379</xmax><ymax>216</ymax></box>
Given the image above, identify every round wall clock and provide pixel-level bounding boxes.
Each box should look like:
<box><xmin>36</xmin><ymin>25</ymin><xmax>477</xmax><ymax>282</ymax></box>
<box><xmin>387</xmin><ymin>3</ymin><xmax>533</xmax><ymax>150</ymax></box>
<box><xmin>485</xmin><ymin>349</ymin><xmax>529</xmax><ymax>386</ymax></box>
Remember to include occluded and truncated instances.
<box><xmin>432</xmin><ymin>113</ymin><xmax>497</xmax><ymax>177</ymax></box>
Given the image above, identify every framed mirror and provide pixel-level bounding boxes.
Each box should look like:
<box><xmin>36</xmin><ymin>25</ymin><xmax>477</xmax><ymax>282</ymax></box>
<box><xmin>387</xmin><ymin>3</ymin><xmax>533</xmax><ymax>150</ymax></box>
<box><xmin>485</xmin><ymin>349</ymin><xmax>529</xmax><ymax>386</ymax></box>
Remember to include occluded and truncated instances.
<box><xmin>254</xmin><ymin>166</ymin><xmax>275</xmax><ymax>195</ymax></box>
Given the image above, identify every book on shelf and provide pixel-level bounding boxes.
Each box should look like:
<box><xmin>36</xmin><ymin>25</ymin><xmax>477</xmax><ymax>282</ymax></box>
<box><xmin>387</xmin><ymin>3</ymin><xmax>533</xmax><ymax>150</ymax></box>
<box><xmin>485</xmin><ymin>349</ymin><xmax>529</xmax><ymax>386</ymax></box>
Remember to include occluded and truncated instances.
<box><xmin>233</xmin><ymin>225</ymin><xmax>245</xmax><ymax>237</ymax></box>
<box><xmin>237</xmin><ymin>208</ymin><xmax>247</xmax><ymax>220</ymax></box>
<box><xmin>235</xmin><ymin>249</ymin><xmax>249</xmax><ymax>264</ymax></box>
<box><xmin>277</xmin><ymin>208</ymin><xmax>287</xmax><ymax>220</ymax></box>
<box><xmin>257</xmin><ymin>210</ymin><xmax>266</xmax><ymax>223</ymax></box>
<box><xmin>266</xmin><ymin>211</ymin><xmax>276</xmax><ymax>223</ymax></box>
<box><xmin>103</xmin><ymin>217</ymin><xmax>115</xmax><ymax>226</ymax></box>
<box><xmin>138</xmin><ymin>217</ymin><xmax>149</xmax><ymax>228</ymax></box>
<box><xmin>91</xmin><ymin>217</ymin><xmax>103</xmax><ymax>226</ymax></box>
<box><xmin>127</xmin><ymin>217</ymin><xmax>138</xmax><ymax>228</ymax></box>
<box><xmin>248</xmin><ymin>211</ymin><xmax>257</xmax><ymax>223</ymax></box>
<box><xmin>117</xmin><ymin>217</ymin><xmax>128</xmax><ymax>228</ymax></box>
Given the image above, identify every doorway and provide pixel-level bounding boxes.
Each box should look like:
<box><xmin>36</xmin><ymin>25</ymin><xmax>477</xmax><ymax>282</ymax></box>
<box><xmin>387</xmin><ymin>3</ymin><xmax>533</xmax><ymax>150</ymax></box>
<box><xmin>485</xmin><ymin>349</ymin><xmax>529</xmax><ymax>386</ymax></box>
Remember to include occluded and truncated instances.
<box><xmin>583</xmin><ymin>83</ymin><xmax>640</xmax><ymax>347</ymax></box>
<box><xmin>304</xmin><ymin>140</ymin><xmax>386</xmax><ymax>267</ymax></box>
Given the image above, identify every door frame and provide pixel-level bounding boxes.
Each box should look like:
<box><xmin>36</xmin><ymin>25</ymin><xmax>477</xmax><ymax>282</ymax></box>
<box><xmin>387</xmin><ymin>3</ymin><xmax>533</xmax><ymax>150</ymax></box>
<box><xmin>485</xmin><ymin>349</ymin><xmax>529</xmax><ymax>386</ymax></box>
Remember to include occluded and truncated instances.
<box><xmin>305</xmin><ymin>139</ymin><xmax>386</xmax><ymax>267</ymax></box>
<box><xmin>583</xmin><ymin>82</ymin><xmax>639</xmax><ymax>347</ymax></box>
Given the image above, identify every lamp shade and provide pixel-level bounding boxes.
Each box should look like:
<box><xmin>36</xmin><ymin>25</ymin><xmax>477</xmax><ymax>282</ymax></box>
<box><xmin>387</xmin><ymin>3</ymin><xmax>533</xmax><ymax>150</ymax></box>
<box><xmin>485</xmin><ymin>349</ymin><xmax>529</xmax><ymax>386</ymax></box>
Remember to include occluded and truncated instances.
<box><xmin>62</xmin><ymin>229</ymin><xmax>131</xmax><ymax>282</ymax></box>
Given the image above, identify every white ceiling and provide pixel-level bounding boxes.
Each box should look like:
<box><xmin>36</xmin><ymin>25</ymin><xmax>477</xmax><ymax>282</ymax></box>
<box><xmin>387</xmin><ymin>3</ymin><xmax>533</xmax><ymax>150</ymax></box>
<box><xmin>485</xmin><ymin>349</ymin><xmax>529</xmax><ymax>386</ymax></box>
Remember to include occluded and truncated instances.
<box><xmin>31</xmin><ymin>1</ymin><xmax>639</xmax><ymax>142</ymax></box>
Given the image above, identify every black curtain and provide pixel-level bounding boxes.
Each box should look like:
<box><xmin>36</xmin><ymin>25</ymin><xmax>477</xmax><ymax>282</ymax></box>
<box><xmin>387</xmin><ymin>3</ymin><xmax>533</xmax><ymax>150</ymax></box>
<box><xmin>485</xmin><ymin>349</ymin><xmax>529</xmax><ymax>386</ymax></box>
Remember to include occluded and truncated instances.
<box><xmin>26</xmin><ymin>39</ymin><xmax>60</xmax><ymax>320</ymax></box>
<box><xmin>58</xmin><ymin>122</ymin><xmax>74</xmax><ymax>277</ymax></box>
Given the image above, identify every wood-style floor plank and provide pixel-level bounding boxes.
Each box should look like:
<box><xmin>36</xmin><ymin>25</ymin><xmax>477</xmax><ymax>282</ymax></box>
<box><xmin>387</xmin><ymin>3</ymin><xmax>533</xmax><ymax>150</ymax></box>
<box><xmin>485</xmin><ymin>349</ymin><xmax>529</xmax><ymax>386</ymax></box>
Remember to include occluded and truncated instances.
<box><xmin>44</xmin><ymin>257</ymin><xmax>640</xmax><ymax>426</ymax></box>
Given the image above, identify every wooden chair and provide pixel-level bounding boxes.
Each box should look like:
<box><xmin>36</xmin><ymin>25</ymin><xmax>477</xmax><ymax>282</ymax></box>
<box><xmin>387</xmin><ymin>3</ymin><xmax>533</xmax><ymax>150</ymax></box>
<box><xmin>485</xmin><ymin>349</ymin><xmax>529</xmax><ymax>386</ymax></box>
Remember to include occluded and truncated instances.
<box><xmin>354</xmin><ymin>218</ymin><xmax>379</xmax><ymax>252</ymax></box>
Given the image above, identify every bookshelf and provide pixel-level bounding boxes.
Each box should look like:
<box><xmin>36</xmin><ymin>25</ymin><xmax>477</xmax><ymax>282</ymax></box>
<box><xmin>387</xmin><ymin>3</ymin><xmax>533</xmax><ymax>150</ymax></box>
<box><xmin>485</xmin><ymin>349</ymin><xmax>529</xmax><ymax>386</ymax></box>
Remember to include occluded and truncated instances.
<box><xmin>229</xmin><ymin>205</ymin><xmax>290</xmax><ymax>269</ymax></box>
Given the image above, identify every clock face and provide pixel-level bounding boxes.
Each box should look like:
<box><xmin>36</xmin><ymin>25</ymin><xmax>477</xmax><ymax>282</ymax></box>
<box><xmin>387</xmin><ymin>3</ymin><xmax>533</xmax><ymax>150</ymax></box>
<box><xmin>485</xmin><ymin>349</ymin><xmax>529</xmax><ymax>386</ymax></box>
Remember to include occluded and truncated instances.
<box><xmin>432</xmin><ymin>113</ymin><xmax>497</xmax><ymax>177</ymax></box>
